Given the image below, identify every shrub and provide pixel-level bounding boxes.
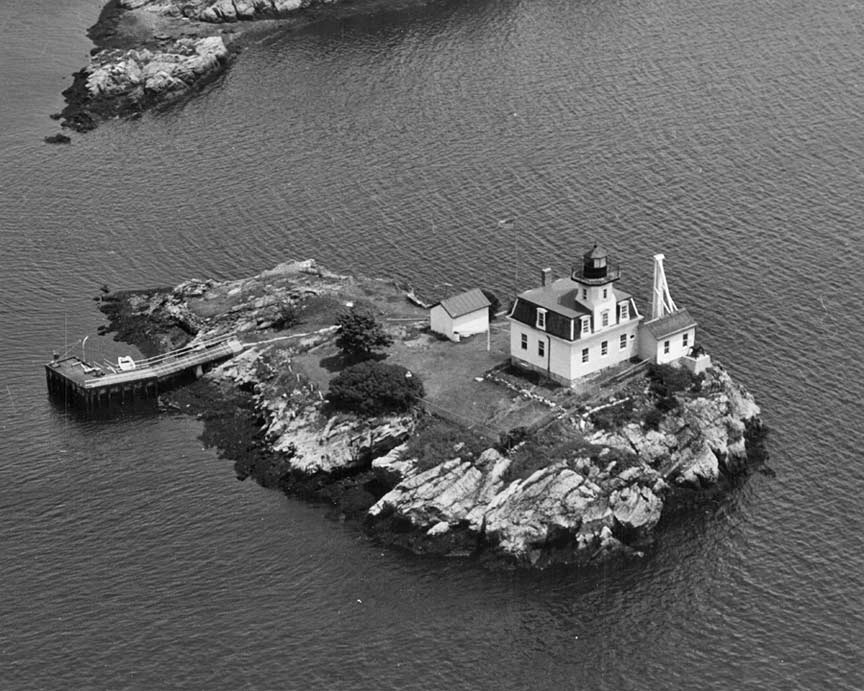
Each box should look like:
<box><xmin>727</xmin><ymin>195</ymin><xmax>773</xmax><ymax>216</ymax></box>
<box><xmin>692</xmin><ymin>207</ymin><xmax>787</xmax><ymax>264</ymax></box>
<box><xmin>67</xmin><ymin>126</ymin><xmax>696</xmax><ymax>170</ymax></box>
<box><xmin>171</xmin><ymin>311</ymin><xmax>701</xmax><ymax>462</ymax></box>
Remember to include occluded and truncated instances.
<box><xmin>600</xmin><ymin>447</ymin><xmax>642</xmax><ymax>473</ymax></box>
<box><xmin>501</xmin><ymin>423</ymin><xmax>598</xmax><ymax>482</ymax></box>
<box><xmin>497</xmin><ymin>426</ymin><xmax>530</xmax><ymax>453</ymax></box>
<box><xmin>406</xmin><ymin>416</ymin><xmax>488</xmax><ymax>471</ymax></box>
<box><xmin>589</xmin><ymin>399</ymin><xmax>635</xmax><ymax>432</ymax></box>
<box><xmin>655</xmin><ymin>395</ymin><xmax>680</xmax><ymax>413</ymax></box>
<box><xmin>481</xmin><ymin>289</ymin><xmax>501</xmax><ymax>321</ymax></box>
<box><xmin>326</xmin><ymin>361</ymin><xmax>424</xmax><ymax>415</ymax></box>
<box><xmin>335</xmin><ymin>307</ymin><xmax>393</xmax><ymax>360</ymax></box>
<box><xmin>647</xmin><ymin>363</ymin><xmax>696</xmax><ymax>398</ymax></box>
<box><xmin>272</xmin><ymin>301</ymin><xmax>298</xmax><ymax>330</ymax></box>
<box><xmin>642</xmin><ymin>407</ymin><xmax>663</xmax><ymax>431</ymax></box>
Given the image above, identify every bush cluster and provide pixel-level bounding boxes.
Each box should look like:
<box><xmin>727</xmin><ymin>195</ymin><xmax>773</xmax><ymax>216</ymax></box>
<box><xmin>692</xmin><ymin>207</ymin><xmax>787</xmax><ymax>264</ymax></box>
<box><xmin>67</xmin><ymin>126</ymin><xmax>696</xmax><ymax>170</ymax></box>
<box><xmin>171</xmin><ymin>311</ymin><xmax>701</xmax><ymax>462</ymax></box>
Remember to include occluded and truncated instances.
<box><xmin>326</xmin><ymin>360</ymin><xmax>424</xmax><ymax>416</ymax></box>
<box><xmin>272</xmin><ymin>301</ymin><xmax>298</xmax><ymax>330</ymax></box>
<box><xmin>407</xmin><ymin>416</ymin><xmax>488</xmax><ymax>471</ymax></box>
<box><xmin>335</xmin><ymin>307</ymin><xmax>393</xmax><ymax>360</ymax></box>
<box><xmin>481</xmin><ymin>289</ymin><xmax>501</xmax><ymax>321</ymax></box>
<box><xmin>589</xmin><ymin>399</ymin><xmax>636</xmax><ymax>432</ymax></box>
<box><xmin>646</xmin><ymin>363</ymin><xmax>698</xmax><ymax>397</ymax></box>
<box><xmin>641</xmin><ymin>407</ymin><xmax>664</xmax><ymax>431</ymax></box>
<box><xmin>502</xmin><ymin>428</ymin><xmax>595</xmax><ymax>482</ymax></box>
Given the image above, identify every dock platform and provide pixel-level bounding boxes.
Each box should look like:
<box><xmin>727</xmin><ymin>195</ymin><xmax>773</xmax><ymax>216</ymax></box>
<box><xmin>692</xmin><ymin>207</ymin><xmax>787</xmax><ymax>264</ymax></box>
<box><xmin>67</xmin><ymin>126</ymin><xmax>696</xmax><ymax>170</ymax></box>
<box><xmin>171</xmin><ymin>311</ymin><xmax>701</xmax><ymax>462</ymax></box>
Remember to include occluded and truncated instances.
<box><xmin>45</xmin><ymin>337</ymin><xmax>245</xmax><ymax>409</ymax></box>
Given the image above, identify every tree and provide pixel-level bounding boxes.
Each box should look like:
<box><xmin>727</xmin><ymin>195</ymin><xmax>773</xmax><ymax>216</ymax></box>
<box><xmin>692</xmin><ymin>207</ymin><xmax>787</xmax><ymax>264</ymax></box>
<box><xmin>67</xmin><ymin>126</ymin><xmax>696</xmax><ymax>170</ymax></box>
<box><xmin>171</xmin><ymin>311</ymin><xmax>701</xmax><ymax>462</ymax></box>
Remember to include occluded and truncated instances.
<box><xmin>335</xmin><ymin>307</ymin><xmax>393</xmax><ymax>359</ymax></box>
<box><xmin>271</xmin><ymin>300</ymin><xmax>298</xmax><ymax>330</ymax></box>
<box><xmin>326</xmin><ymin>361</ymin><xmax>424</xmax><ymax>415</ymax></box>
<box><xmin>481</xmin><ymin>289</ymin><xmax>501</xmax><ymax>321</ymax></box>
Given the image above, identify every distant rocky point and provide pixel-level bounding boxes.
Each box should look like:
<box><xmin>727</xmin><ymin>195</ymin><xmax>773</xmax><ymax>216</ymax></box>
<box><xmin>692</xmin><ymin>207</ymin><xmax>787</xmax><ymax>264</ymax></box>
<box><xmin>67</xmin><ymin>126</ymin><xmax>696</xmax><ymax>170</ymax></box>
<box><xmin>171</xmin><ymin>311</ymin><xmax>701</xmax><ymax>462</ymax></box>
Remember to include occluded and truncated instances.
<box><xmin>55</xmin><ymin>0</ymin><xmax>351</xmax><ymax>136</ymax></box>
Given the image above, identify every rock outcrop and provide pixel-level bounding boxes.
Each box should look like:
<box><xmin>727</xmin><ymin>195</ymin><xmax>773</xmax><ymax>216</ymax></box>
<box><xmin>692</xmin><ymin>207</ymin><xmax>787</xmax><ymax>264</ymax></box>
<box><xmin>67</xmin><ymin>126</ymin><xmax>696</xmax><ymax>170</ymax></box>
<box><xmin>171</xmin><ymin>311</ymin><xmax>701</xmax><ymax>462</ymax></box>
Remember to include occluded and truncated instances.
<box><xmin>60</xmin><ymin>35</ymin><xmax>229</xmax><ymax>133</ymax></box>
<box><xmin>56</xmin><ymin>0</ymin><xmax>350</xmax><ymax>134</ymax></box>
<box><xmin>85</xmin><ymin>37</ymin><xmax>227</xmax><ymax>99</ymax></box>
<box><xmin>364</xmin><ymin>365</ymin><xmax>763</xmax><ymax>566</ymax></box>
<box><xmin>119</xmin><ymin>0</ymin><xmax>328</xmax><ymax>23</ymax></box>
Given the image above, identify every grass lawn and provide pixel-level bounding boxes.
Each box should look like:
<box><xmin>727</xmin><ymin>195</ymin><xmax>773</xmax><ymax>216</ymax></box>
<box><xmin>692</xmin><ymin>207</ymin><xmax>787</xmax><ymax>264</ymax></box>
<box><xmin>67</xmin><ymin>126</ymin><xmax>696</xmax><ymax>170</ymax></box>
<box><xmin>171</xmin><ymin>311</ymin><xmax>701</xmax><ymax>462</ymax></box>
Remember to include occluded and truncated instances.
<box><xmin>291</xmin><ymin>317</ymin><xmax>552</xmax><ymax>440</ymax></box>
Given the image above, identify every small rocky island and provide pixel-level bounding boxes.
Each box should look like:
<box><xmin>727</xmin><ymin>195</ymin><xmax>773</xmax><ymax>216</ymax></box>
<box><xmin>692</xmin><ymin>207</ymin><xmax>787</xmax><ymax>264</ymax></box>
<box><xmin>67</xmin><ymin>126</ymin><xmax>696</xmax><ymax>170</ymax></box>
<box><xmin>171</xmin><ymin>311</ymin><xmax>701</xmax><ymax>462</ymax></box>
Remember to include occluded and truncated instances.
<box><xmin>95</xmin><ymin>254</ymin><xmax>767</xmax><ymax>568</ymax></box>
<box><xmin>54</xmin><ymin>0</ymin><xmax>370</xmax><ymax>136</ymax></box>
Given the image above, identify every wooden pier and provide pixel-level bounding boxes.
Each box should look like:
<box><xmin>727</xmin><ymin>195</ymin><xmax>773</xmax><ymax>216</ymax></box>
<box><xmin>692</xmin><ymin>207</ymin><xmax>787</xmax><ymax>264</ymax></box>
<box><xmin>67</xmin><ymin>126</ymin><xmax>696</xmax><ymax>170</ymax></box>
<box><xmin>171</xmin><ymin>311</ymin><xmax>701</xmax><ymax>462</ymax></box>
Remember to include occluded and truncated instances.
<box><xmin>45</xmin><ymin>336</ymin><xmax>245</xmax><ymax>409</ymax></box>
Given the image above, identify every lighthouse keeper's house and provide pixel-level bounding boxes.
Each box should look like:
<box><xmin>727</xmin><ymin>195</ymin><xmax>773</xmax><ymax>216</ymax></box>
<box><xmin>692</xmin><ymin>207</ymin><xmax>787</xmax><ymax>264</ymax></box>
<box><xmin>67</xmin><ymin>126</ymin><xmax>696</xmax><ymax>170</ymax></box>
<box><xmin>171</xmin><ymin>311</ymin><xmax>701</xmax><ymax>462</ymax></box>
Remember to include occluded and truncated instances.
<box><xmin>508</xmin><ymin>245</ymin><xmax>643</xmax><ymax>385</ymax></box>
<box><xmin>508</xmin><ymin>245</ymin><xmax>703</xmax><ymax>385</ymax></box>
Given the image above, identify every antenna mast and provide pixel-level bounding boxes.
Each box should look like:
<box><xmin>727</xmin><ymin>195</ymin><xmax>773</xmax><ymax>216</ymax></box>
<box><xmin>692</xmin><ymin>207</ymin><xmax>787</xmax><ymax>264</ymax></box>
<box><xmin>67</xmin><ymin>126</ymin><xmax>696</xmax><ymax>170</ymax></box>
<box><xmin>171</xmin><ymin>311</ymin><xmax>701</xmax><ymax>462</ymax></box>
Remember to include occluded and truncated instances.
<box><xmin>651</xmin><ymin>253</ymin><xmax>677</xmax><ymax>320</ymax></box>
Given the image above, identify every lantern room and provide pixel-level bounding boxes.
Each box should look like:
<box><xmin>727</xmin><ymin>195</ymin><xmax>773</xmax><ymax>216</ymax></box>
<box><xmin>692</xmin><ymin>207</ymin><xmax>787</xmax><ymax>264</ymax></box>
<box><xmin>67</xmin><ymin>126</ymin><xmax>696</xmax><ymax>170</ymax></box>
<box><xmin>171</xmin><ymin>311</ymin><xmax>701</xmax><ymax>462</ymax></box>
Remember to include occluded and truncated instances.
<box><xmin>570</xmin><ymin>244</ymin><xmax>621</xmax><ymax>285</ymax></box>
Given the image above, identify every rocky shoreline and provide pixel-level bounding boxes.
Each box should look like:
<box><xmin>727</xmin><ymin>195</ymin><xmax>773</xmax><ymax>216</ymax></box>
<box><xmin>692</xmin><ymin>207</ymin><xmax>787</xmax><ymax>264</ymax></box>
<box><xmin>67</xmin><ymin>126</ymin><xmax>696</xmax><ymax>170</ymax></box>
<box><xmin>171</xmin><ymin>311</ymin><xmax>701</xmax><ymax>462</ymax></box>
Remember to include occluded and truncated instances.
<box><xmin>95</xmin><ymin>259</ymin><xmax>768</xmax><ymax>569</ymax></box>
<box><xmin>50</xmin><ymin>0</ymin><xmax>421</xmax><ymax>139</ymax></box>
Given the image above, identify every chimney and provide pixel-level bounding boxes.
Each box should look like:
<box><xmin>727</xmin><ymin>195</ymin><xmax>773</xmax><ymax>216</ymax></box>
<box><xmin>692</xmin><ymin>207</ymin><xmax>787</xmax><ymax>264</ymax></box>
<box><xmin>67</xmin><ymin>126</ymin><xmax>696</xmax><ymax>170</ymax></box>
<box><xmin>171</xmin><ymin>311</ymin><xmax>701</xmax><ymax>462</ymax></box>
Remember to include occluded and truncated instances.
<box><xmin>541</xmin><ymin>267</ymin><xmax>552</xmax><ymax>287</ymax></box>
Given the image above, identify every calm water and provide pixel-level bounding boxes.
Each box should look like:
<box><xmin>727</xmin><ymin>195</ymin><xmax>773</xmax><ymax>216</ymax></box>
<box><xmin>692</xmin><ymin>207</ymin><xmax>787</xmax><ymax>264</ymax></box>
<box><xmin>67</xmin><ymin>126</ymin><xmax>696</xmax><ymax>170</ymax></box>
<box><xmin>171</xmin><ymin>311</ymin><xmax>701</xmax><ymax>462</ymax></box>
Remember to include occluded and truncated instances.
<box><xmin>1</xmin><ymin>0</ymin><xmax>862</xmax><ymax>688</ymax></box>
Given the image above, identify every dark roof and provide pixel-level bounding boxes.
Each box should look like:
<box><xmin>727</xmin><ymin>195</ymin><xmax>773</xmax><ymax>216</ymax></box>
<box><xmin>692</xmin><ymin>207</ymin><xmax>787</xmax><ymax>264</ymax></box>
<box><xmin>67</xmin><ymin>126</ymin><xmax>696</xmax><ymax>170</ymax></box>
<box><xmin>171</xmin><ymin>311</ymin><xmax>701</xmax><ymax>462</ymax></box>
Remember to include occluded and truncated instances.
<box><xmin>510</xmin><ymin>298</ymin><xmax>574</xmax><ymax>340</ymax></box>
<box><xmin>518</xmin><ymin>278</ymin><xmax>590</xmax><ymax>319</ymax></box>
<box><xmin>510</xmin><ymin>278</ymin><xmax>637</xmax><ymax>342</ymax></box>
<box><xmin>517</xmin><ymin>278</ymin><xmax>633</xmax><ymax>319</ymax></box>
<box><xmin>643</xmin><ymin>309</ymin><xmax>697</xmax><ymax>339</ymax></box>
<box><xmin>435</xmin><ymin>288</ymin><xmax>490</xmax><ymax>318</ymax></box>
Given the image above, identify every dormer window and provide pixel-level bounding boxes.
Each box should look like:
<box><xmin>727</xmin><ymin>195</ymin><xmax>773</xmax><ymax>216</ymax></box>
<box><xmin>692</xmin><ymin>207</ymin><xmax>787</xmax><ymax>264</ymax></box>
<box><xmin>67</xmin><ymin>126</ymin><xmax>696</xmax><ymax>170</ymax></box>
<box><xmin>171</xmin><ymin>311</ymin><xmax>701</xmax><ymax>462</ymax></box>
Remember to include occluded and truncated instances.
<box><xmin>601</xmin><ymin>310</ymin><xmax>609</xmax><ymax>328</ymax></box>
<box><xmin>581</xmin><ymin>317</ymin><xmax>590</xmax><ymax>334</ymax></box>
<box><xmin>619</xmin><ymin>302</ymin><xmax>629</xmax><ymax>320</ymax></box>
<box><xmin>536</xmin><ymin>308</ymin><xmax>547</xmax><ymax>330</ymax></box>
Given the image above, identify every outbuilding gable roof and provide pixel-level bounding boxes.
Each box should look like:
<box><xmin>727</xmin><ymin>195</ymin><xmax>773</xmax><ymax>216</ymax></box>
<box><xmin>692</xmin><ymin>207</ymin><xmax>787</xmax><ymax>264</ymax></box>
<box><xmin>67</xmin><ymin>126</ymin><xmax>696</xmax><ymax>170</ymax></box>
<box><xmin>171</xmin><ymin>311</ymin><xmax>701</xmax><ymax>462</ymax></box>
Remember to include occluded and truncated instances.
<box><xmin>643</xmin><ymin>309</ymin><xmax>696</xmax><ymax>339</ymax></box>
<box><xmin>435</xmin><ymin>288</ymin><xmax>490</xmax><ymax>318</ymax></box>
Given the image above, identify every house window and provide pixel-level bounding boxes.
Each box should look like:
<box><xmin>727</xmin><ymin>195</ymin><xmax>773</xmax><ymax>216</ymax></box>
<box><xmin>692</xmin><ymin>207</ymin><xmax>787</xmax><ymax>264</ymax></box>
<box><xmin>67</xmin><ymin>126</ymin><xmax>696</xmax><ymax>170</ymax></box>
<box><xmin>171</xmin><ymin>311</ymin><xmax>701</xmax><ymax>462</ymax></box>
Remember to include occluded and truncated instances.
<box><xmin>601</xmin><ymin>340</ymin><xmax>608</xmax><ymax>356</ymax></box>
<box><xmin>682</xmin><ymin>332</ymin><xmax>689</xmax><ymax>347</ymax></box>
<box><xmin>581</xmin><ymin>348</ymin><xmax>589</xmax><ymax>363</ymax></box>
<box><xmin>582</xmin><ymin>288</ymin><xmax>587</xmax><ymax>300</ymax></box>
<box><xmin>601</xmin><ymin>310</ymin><xmax>609</xmax><ymax>328</ymax></box>
<box><xmin>521</xmin><ymin>333</ymin><xmax>527</xmax><ymax>350</ymax></box>
<box><xmin>536</xmin><ymin>308</ymin><xmax>547</xmax><ymax>330</ymax></box>
<box><xmin>603</xmin><ymin>288</ymin><xmax>608</xmax><ymax>299</ymax></box>
<box><xmin>581</xmin><ymin>318</ymin><xmax>590</xmax><ymax>334</ymax></box>
<box><xmin>538</xmin><ymin>340</ymin><xmax>545</xmax><ymax>357</ymax></box>
<box><xmin>619</xmin><ymin>334</ymin><xmax>627</xmax><ymax>350</ymax></box>
<box><xmin>663</xmin><ymin>340</ymin><xmax>670</xmax><ymax>354</ymax></box>
<box><xmin>620</xmin><ymin>302</ymin><xmax>629</xmax><ymax>320</ymax></box>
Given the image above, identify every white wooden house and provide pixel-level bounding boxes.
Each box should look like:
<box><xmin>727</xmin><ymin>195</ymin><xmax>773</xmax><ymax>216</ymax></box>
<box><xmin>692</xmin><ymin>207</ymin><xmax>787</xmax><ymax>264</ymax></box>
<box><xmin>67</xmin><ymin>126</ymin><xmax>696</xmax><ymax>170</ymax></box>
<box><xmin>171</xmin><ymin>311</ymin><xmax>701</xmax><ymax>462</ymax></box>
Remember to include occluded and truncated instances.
<box><xmin>509</xmin><ymin>246</ymin><xmax>704</xmax><ymax>384</ymax></box>
<box><xmin>430</xmin><ymin>288</ymin><xmax>490</xmax><ymax>342</ymax></box>
<box><xmin>508</xmin><ymin>246</ymin><xmax>641</xmax><ymax>384</ymax></box>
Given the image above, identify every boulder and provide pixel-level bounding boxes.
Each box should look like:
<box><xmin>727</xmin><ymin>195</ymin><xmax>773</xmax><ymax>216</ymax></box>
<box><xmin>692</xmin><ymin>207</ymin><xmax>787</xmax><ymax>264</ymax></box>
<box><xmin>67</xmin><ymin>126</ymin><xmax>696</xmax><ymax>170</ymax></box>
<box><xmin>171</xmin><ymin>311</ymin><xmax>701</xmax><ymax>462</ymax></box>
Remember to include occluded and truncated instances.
<box><xmin>610</xmin><ymin>484</ymin><xmax>662</xmax><ymax>531</ymax></box>
<box><xmin>482</xmin><ymin>464</ymin><xmax>592</xmax><ymax>557</ymax></box>
<box><xmin>368</xmin><ymin>458</ymin><xmax>485</xmax><ymax>527</ymax></box>
<box><xmin>677</xmin><ymin>443</ymin><xmax>720</xmax><ymax>487</ymax></box>
<box><xmin>371</xmin><ymin>443</ymin><xmax>417</xmax><ymax>486</ymax></box>
<box><xmin>274</xmin><ymin>0</ymin><xmax>304</xmax><ymax>11</ymax></box>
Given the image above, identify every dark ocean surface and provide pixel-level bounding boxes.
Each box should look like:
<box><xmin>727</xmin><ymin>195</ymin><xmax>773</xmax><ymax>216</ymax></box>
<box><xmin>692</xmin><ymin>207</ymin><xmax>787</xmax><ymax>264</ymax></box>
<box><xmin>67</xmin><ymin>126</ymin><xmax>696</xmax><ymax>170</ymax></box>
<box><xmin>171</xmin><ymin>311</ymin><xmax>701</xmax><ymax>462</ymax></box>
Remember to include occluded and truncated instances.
<box><xmin>1</xmin><ymin>0</ymin><xmax>862</xmax><ymax>688</ymax></box>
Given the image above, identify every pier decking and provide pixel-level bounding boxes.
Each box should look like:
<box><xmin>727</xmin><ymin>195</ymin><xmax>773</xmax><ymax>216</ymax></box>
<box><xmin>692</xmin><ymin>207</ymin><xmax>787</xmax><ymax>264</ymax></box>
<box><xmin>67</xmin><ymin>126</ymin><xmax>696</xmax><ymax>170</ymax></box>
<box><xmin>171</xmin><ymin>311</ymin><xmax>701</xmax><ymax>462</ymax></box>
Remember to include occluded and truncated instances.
<box><xmin>45</xmin><ymin>337</ymin><xmax>245</xmax><ymax>408</ymax></box>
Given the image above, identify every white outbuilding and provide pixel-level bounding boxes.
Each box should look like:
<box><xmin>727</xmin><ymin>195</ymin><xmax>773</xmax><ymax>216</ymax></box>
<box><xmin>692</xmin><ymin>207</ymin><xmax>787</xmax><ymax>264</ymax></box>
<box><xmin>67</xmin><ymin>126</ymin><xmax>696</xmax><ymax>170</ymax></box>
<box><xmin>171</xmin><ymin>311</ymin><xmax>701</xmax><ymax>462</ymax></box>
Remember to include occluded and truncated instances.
<box><xmin>637</xmin><ymin>254</ymin><xmax>700</xmax><ymax>366</ymax></box>
<box><xmin>430</xmin><ymin>288</ymin><xmax>491</xmax><ymax>342</ymax></box>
